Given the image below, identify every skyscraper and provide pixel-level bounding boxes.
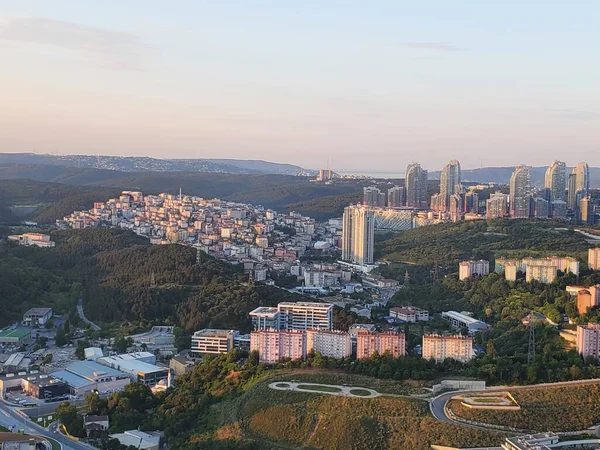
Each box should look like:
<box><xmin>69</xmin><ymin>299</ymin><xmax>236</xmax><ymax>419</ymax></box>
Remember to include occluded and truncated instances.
<box><xmin>509</xmin><ymin>165</ymin><xmax>531</xmax><ymax>218</ymax></box>
<box><xmin>568</xmin><ymin>172</ymin><xmax>581</xmax><ymax>212</ymax></box>
<box><xmin>405</xmin><ymin>163</ymin><xmax>428</xmax><ymax>208</ymax></box>
<box><xmin>544</xmin><ymin>160</ymin><xmax>566</xmax><ymax>202</ymax></box>
<box><xmin>363</xmin><ymin>186</ymin><xmax>382</xmax><ymax>206</ymax></box>
<box><xmin>439</xmin><ymin>159</ymin><xmax>461</xmax><ymax>211</ymax></box>
<box><xmin>574</xmin><ymin>162</ymin><xmax>590</xmax><ymax>194</ymax></box>
<box><xmin>342</xmin><ymin>205</ymin><xmax>375</xmax><ymax>266</ymax></box>
<box><xmin>580</xmin><ymin>196</ymin><xmax>594</xmax><ymax>225</ymax></box>
<box><xmin>387</xmin><ymin>186</ymin><xmax>406</xmax><ymax>208</ymax></box>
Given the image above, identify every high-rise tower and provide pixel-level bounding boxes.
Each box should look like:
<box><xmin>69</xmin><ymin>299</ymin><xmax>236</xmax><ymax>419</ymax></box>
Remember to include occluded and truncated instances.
<box><xmin>544</xmin><ymin>160</ymin><xmax>566</xmax><ymax>202</ymax></box>
<box><xmin>405</xmin><ymin>163</ymin><xmax>428</xmax><ymax>209</ymax></box>
<box><xmin>509</xmin><ymin>165</ymin><xmax>531</xmax><ymax>218</ymax></box>
<box><xmin>342</xmin><ymin>205</ymin><xmax>375</xmax><ymax>266</ymax></box>
<box><xmin>439</xmin><ymin>160</ymin><xmax>461</xmax><ymax>211</ymax></box>
<box><xmin>574</xmin><ymin>162</ymin><xmax>590</xmax><ymax>194</ymax></box>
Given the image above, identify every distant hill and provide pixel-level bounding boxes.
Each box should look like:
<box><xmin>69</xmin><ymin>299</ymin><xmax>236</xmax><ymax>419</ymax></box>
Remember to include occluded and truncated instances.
<box><xmin>0</xmin><ymin>153</ymin><xmax>315</xmax><ymax>176</ymax></box>
<box><xmin>429</xmin><ymin>166</ymin><xmax>600</xmax><ymax>187</ymax></box>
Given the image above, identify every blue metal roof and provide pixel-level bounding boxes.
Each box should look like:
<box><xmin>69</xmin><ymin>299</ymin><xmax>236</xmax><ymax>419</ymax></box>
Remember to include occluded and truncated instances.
<box><xmin>51</xmin><ymin>370</ymin><xmax>94</xmax><ymax>388</ymax></box>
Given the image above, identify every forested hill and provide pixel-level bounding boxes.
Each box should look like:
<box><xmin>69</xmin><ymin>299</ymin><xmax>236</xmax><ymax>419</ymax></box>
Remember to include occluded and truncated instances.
<box><xmin>0</xmin><ymin>228</ymin><xmax>301</xmax><ymax>329</ymax></box>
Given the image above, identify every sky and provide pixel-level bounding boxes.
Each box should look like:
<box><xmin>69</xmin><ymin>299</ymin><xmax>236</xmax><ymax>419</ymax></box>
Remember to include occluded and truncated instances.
<box><xmin>0</xmin><ymin>1</ymin><xmax>599</xmax><ymax>172</ymax></box>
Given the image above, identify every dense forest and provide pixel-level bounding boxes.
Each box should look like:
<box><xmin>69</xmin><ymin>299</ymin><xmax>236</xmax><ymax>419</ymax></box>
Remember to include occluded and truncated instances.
<box><xmin>0</xmin><ymin>228</ymin><xmax>303</xmax><ymax>330</ymax></box>
<box><xmin>376</xmin><ymin>218</ymin><xmax>592</xmax><ymax>268</ymax></box>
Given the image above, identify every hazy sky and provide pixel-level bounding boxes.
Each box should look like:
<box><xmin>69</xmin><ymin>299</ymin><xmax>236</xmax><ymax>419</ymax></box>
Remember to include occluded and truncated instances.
<box><xmin>1</xmin><ymin>1</ymin><xmax>599</xmax><ymax>172</ymax></box>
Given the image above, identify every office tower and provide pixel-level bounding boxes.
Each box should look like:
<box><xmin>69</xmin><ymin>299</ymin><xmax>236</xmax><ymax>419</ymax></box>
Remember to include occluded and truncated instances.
<box><xmin>277</xmin><ymin>302</ymin><xmax>334</xmax><ymax>331</ymax></box>
<box><xmin>363</xmin><ymin>186</ymin><xmax>382</xmax><ymax>206</ymax></box>
<box><xmin>306</xmin><ymin>330</ymin><xmax>352</xmax><ymax>358</ymax></box>
<box><xmin>576</xmin><ymin>324</ymin><xmax>600</xmax><ymax>359</ymax></box>
<box><xmin>342</xmin><ymin>205</ymin><xmax>375</xmax><ymax>266</ymax></box>
<box><xmin>405</xmin><ymin>163</ymin><xmax>428</xmax><ymax>208</ymax></box>
<box><xmin>509</xmin><ymin>165</ymin><xmax>531</xmax><ymax>218</ymax></box>
<box><xmin>580</xmin><ymin>196</ymin><xmax>595</xmax><ymax>225</ymax></box>
<box><xmin>356</xmin><ymin>331</ymin><xmax>405</xmax><ymax>358</ymax></box>
<box><xmin>568</xmin><ymin>172</ymin><xmax>580</xmax><ymax>212</ymax></box>
<box><xmin>250</xmin><ymin>330</ymin><xmax>307</xmax><ymax>363</ymax></box>
<box><xmin>387</xmin><ymin>186</ymin><xmax>406</xmax><ymax>208</ymax></box>
<box><xmin>422</xmin><ymin>334</ymin><xmax>473</xmax><ymax>363</ymax></box>
<box><xmin>464</xmin><ymin>190</ymin><xmax>479</xmax><ymax>214</ymax></box>
<box><xmin>590</xmin><ymin>248</ymin><xmax>600</xmax><ymax>271</ymax></box>
<box><xmin>439</xmin><ymin>160</ymin><xmax>462</xmax><ymax>211</ymax></box>
<box><xmin>486</xmin><ymin>192</ymin><xmax>509</xmax><ymax>218</ymax></box>
<box><xmin>544</xmin><ymin>160</ymin><xmax>566</xmax><ymax>202</ymax></box>
<box><xmin>574</xmin><ymin>162</ymin><xmax>590</xmax><ymax>194</ymax></box>
<box><xmin>532</xmin><ymin>197</ymin><xmax>549</xmax><ymax>218</ymax></box>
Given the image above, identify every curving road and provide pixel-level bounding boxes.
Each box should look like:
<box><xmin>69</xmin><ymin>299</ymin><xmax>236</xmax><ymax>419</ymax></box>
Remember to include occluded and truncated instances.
<box><xmin>77</xmin><ymin>297</ymin><xmax>100</xmax><ymax>331</ymax></box>
<box><xmin>430</xmin><ymin>378</ymin><xmax>600</xmax><ymax>430</ymax></box>
<box><xmin>0</xmin><ymin>400</ymin><xmax>95</xmax><ymax>450</ymax></box>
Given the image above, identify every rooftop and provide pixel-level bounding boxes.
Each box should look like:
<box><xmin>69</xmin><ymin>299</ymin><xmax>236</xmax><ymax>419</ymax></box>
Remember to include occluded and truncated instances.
<box><xmin>192</xmin><ymin>329</ymin><xmax>238</xmax><ymax>337</ymax></box>
<box><xmin>442</xmin><ymin>311</ymin><xmax>486</xmax><ymax>325</ymax></box>
<box><xmin>23</xmin><ymin>307</ymin><xmax>52</xmax><ymax>316</ymax></box>
<box><xmin>278</xmin><ymin>302</ymin><xmax>334</xmax><ymax>309</ymax></box>
<box><xmin>65</xmin><ymin>360</ymin><xmax>128</xmax><ymax>381</ymax></box>
<box><xmin>249</xmin><ymin>306</ymin><xmax>279</xmax><ymax>316</ymax></box>
<box><xmin>97</xmin><ymin>357</ymin><xmax>167</xmax><ymax>375</ymax></box>
<box><xmin>51</xmin><ymin>370</ymin><xmax>95</xmax><ymax>388</ymax></box>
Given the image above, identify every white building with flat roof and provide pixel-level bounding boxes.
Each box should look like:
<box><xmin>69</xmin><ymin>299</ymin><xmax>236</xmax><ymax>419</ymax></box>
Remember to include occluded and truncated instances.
<box><xmin>191</xmin><ymin>329</ymin><xmax>238</xmax><ymax>355</ymax></box>
<box><xmin>278</xmin><ymin>302</ymin><xmax>334</xmax><ymax>331</ymax></box>
<box><xmin>22</xmin><ymin>308</ymin><xmax>53</xmax><ymax>326</ymax></box>
<box><xmin>249</xmin><ymin>307</ymin><xmax>280</xmax><ymax>330</ymax></box>
<box><xmin>441</xmin><ymin>311</ymin><xmax>490</xmax><ymax>335</ymax></box>
<box><xmin>8</xmin><ymin>233</ymin><xmax>55</xmax><ymax>248</ymax></box>
<box><xmin>389</xmin><ymin>306</ymin><xmax>429</xmax><ymax>323</ymax></box>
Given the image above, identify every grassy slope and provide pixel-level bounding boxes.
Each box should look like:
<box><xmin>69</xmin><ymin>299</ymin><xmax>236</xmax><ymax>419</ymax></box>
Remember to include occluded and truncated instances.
<box><xmin>208</xmin><ymin>373</ymin><xmax>504</xmax><ymax>450</ymax></box>
<box><xmin>448</xmin><ymin>383</ymin><xmax>600</xmax><ymax>432</ymax></box>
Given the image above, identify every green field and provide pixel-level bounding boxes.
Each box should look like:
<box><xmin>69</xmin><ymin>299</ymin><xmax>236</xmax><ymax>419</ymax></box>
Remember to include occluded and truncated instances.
<box><xmin>349</xmin><ymin>389</ymin><xmax>372</xmax><ymax>397</ymax></box>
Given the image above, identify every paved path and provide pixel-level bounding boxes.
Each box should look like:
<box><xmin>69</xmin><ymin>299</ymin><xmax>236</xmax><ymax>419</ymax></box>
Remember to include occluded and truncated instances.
<box><xmin>430</xmin><ymin>378</ymin><xmax>600</xmax><ymax>432</ymax></box>
<box><xmin>77</xmin><ymin>297</ymin><xmax>100</xmax><ymax>331</ymax></box>
<box><xmin>269</xmin><ymin>382</ymin><xmax>381</xmax><ymax>398</ymax></box>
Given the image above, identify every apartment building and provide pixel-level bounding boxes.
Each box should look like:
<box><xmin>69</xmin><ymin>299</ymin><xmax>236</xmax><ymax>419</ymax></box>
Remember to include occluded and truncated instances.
<box><xmin>278</xmin><ymin>302</ymin><xmax>333</xmax><ymax>331</ymax></box>
<box><xmin>306</xmin><ymin>330</ymin><xmax>352</xmax><ymax>358</ymax></box>
<box><xmin>590</xmin><ymin>248</ymin><xmax>600</xmax><ymax>271</ymax></box>
<box><xmin>458</xmin><ymin>260</ymin><xmax>490</xmax><ymax>281</ymax></box>
<box><xmin>577</xmin><ymin>286</ymin><xmax>600</xmax><ymax>315</ymax></box>
<box><xmin>250</xmin><ymin>330</ymin><xmax>307</xmax><ymax>363</ymax></box>
<box><xmin>356</xmin><ymin>331</ymin><xmax>405</xmax><ymax>359</ymax></box>
<box><xmin>422</xmin><ymin>334</ymin><xmax>473</xmax><ymax>363</ymax></box>
<box><xmin>576</xmin><ymin>324</ymin><xmax>600</xmax><ymax>359</ymax></box>
<box><xmin>525</xmin><ymin>263</ymin><xmax>557</xmax><ymax>284</ymax></box>
<box><xmin>389</xmin><ymin>306</ymin><xmax>429</xmax><ymax>323</ymax></box>
<box><xmin>249</xmin><ymin>307</ymin><xmax>280</xmax><ymax>330</ymax></box>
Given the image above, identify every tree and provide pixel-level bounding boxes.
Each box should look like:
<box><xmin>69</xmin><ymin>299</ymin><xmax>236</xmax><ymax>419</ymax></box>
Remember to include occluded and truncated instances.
<box><xmin>43</xmin><ymin>354</ymin><xmax>53</xmax><ymax>364</ymax></box>
<box><xmin>55</xmin><ymin>326</ymin><xmax>68</xmax><ymax>347</ymax></box>
<box><xmin>113</xmin><ymin>336</ymin><xmax>133</xmax><ymax>354</ymax></box>
<box><xmin>64</xmin><ymin>319</ymin><xmax>70</xmax><ymax>333</ymax></box>
<box><xmin>44</xmin><ymin>319</ymin><xmax>54</xmax><ymax>329</ymax></box>
<box><xmin>56</xmin><ymin>401</ymin><xmax>85</xmax><ymax>437</ymax></box>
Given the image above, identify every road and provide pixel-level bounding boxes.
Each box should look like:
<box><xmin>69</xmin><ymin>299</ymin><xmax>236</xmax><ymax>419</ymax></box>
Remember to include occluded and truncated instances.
<box><xmin>0</xmin><ymin>400</ymin><xmax>95</xmax><ymax>450</ymax></box>
<box><xmin>77</xmin><ymin>297</ymin><xmax>100</xmax><ymax>331</ymax></box>
<box><xmin>430</xmin><ymin>378</ymin><xmax>600</xmax><ymax>430</ymax></box>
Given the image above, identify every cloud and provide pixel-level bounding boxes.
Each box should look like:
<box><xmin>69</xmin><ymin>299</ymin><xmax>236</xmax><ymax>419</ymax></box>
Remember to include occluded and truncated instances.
<box><xmin>551</xmin><ymin>109</ymin><xmax>600</xmax><ymax>121</ymax></box>
<box><xmin>394</xmin><ymin>41</ymin><xmax>464</xmax><ymax>52</ymax></box>
<box><xmin>0</xmin><ymin>16</ymin><xmax>151</xmax><ymax>70</ymax></box>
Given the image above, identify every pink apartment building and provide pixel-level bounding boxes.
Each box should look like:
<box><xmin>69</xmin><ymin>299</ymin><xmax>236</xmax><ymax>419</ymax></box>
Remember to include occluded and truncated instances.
<box><xmin>250</xmin><ymin>330</ymin><xmax>306</xmax><ymax>363</ymax></box>
<box><xmin>356</xmin><ymin>331</ymin><xmax>405</xmax><ymax>359</ymax></box>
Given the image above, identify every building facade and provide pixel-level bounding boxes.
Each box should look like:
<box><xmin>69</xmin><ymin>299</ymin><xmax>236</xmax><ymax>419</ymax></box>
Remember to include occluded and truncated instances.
<box><xmin>439</xmin><ymin>159</ymin><xmax>462</xmax><ymax>211</ymax></box>
<box><xmin>486</xmin><ymin>192</ymin><xmax>509</xmax><ymax>218</ymax></box>
<box><xmin>387</xmin><ymin>186</ymin><xmax>406</xmax><ymax>208</ymax></box>
<box><xmin>590</xmin><ymin>248</ymin><xmax>600</xmax><ymax>271</ymax></box>
<box><xmin>389</xmin><ymin>306</ymin><xmax>429</xmax><ymax>322</ymax></box>
<box><xmin>509</xmin><ymin>165</ymin><xmax>531</xmax><ymax>218</ymax></box>
<box><xmin>355</xmin><ymin>331</ymin><xmax>405</xmax><ymax>358</ymax></box>
<box><xmin>342</xmin><ymin>205</ymin><xmax>375</xmax><ymax>266</ymax></box>
<box><xmin>306</xmin><ymin>330</ymin><xmax>352</xmax><ymax>358</ymax></box>
<box><xmin>525</xmin><ymin>263</ymin><xmax>557</xmax><ymax>284</ymax></box>
<box><xmin>544</xmin><ymin>160</ymin><xmax>566</xmax><ymax>202</ymax></box>
<box><xmin>405</xmin><ymin>163</ymin><xmax>428</xmax><ymax>209</ymax></box>
<box><xmin>422</xmin><ymin>334</ymin><xmax>473</xmax><ymax>363</ymax></box>
<box><xmin>278</xmin><ymin>302</ymin><xmax>334</xmax><ymax>331</ymax></box>
<box><xmin>577</xmin><ymin>323</ymin><xmax>600</xmax><ymax>359</ymax></box>
<box><xmin>458</xmin><ymin>260</ymin><xmax>490</xmax><ymax>281</ymax></box>
<box><xmin>250</xmin><ymin>330</ymin><xmax>307</xmax><ymax>363</ymax></box>
<box><xmin>191</xmin><ymin>329</ymin><xmax>238</xmax><ymax>355</ymax></box>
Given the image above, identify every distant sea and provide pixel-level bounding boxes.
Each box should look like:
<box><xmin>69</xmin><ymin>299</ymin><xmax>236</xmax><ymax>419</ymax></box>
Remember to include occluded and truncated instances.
<box><xmin>338</xmin><ymin>170</ymin><xmax>405</xmax><ymax>178</ymax></box>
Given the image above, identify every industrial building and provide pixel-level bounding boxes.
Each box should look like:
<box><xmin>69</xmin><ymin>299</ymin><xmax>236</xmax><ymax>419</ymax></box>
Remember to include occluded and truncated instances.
<box><xmin>97</xmin><ymin>353</ymin><xmax>168</xmax><ymax>386</ymax></box>
<box><xmin>127</xmin><ymin>326</ymin><xmax>176</xmax><ymax>354</ymax></box>
<box><xmin>441</xmin><ymin>311</ymin><xmax>490</xmax><ymax>335</ymax></box>
<box><xmin>389</xmin><ymin>306</ymin><xmax>429</xmax><ymax>323</ymax></box>
<box><xmin>0</xmin><ymin>329</ymin><xmax>31</xmax><ymax>346</ymax></box>
<box><xmin>51</xmin><ymin>361</ymin><xmax>130</xmax><ymax>396</ymax></box>
<box><xmin>22</xmin><ymin>308</ymin><xmax>53</xmax><ymax>326</ymax></box>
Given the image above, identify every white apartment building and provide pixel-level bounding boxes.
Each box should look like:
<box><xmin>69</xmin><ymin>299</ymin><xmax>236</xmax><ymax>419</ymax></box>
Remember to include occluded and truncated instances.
<box><xmin>590</xmin><ymin>248</ymin><xmax>600</xmax><ymax>271</ymax></box>
<box><xmin>306</xmin><ymin>330</ymin><xmax>351</xmax><ymax>358</ymax></box>
<box><xmin>422</xmin><ymin>334</ymin><xmax>473</xmax><ymax>363</ymax></box>
<box><xmin>278</xmin><ymin>302</ymin><xmax>333</xmax><ymax>331</ymax></box>
<box><xmin>8</xmin><ymin>233</ymin><xmax>55</xmax><ymax>248</ymax></box>
<box><xmin>458</xmin><ymin>260</ymin><xmax>490</xmax><ymax>281</ymax></box>
<box><xmin>525</xmin><ymin>263</ymin><xmax>557</xmax><ymax>284</ymax></box>
<box><xmin>250</xmin><ymin>330</ymin><xmax>307</xmax><ymax>363</ymax></box>
<box><xmin>577</xmin><ymin>323</ymin><xmax>600</xmax><ymax>359</ymax></box>
<box><xmin>389</xmin><ymin>306</ymin><xmax>429</xmax><ymax>323</ymax></box>
<box><xmin>191</xmin><ymin>329</ymin><xmax>238</xmax><ymax>355</ymax></box>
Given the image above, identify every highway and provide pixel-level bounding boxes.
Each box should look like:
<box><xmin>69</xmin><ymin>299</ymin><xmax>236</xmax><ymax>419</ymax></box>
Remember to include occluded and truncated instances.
<box><xmin>429</xmin><ymin>378</ymin><xmax>600</xmax><ymax>430</ymax></box>
<box><xmin>0</xmin><ymin>400</ymin><xmax>94</xmax><ymax>450</ymax></box>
